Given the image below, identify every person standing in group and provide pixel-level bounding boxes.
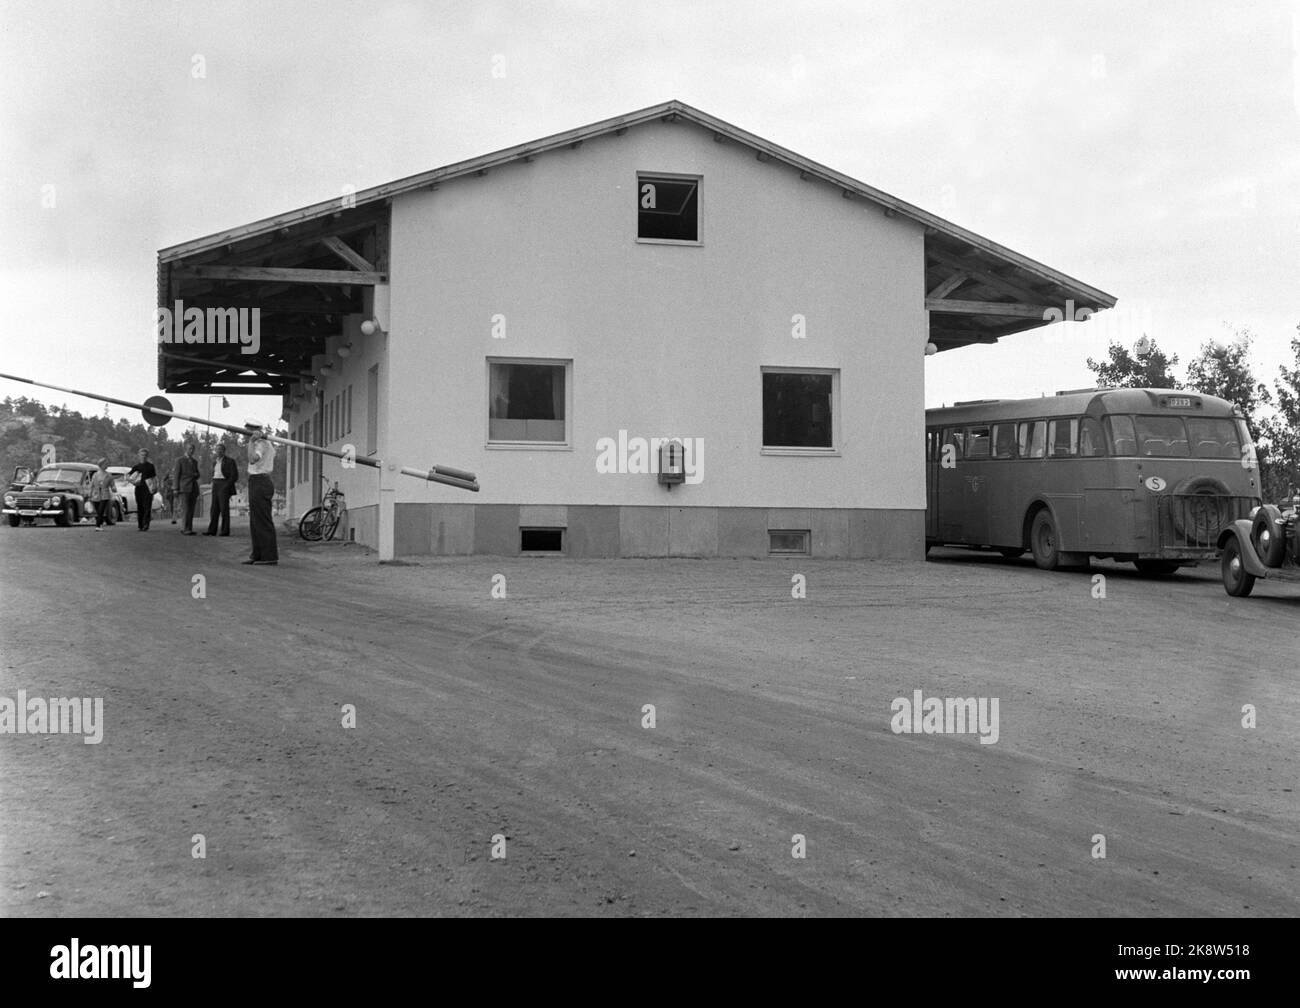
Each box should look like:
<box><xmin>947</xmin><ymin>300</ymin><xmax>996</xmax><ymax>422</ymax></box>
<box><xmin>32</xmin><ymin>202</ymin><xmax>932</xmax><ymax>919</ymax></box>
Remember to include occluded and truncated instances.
<box><xmin>204</xmin><ymin>441</ymin><xmax>239</xmax><ymax>537</ymax></box>
<box><xmin>127</xmin><ymin>448</ymin><xmax>157</xmax><ymax>531</ymax></box>
<box><xmin>242</xmin><ymin>420</ymin><xmax>278</xmax><ymax>565</ymax></box>
<box><xmin>163</xmin><ymin>471</ymin><xmax>176</xmax><ymax>524</ymax></box>
<box><xmin>173</xmin><ymin>440</ymin><xmax>201</xmax><ymax>535</ymax></box>
<box><xmin>89</xmin><ymin>458</ymin><xmax>117</xmax><ymax>530</ymax></box>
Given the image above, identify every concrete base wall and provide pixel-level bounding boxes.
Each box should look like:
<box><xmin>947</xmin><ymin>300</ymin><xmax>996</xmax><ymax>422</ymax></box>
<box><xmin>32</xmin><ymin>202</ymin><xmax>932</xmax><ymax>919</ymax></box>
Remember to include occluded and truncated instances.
<box><xmin>355</xmin><ymin>504</ymin><xmax>923</xmax><ymax>559</ymax></box>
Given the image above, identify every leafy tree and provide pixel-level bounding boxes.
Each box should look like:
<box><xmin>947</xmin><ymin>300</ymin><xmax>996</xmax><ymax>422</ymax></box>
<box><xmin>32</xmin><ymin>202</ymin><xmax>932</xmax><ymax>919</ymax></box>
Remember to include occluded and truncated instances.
<box><xmin>1085</xmin><ymin>338</ymin><xmax>1181</xmax><ymax>388</ymax></box>
<box><xmin>1257</xmin><ymin>326</ymin><xmax>1300</xmax><ymax>500</ymax></box>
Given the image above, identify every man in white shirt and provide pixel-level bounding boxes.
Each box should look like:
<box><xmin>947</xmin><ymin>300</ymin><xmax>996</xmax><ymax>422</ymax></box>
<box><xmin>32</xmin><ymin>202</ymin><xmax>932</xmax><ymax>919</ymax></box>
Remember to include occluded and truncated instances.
<box><xmin>241</xmin><ymin>420</ymin><xmax>278</xmax><ymax>565</ymax></box>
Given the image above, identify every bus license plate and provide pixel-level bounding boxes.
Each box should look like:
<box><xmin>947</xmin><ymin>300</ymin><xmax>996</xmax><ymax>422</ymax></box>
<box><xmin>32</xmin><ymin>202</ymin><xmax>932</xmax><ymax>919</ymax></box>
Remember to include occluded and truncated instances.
<box><xmin>18</xmin><ymin>510</ymin><xmax>38</xmax><ymax>516</ymax></box>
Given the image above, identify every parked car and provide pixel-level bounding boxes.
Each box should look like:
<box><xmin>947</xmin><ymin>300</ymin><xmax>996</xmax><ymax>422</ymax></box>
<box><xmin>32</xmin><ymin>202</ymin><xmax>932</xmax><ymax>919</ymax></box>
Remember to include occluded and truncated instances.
<box><xmin>107</xmin><ymin>465</ymin><xmax>164</xmax><ymax>518</ymax></box>
<box><xmin>1219</xmin><ymin>497</ymin><xmax>1300</xmax><ymax>596</ymax></box>
<box><xmin>3</xmin><ymin>463</ymin><xmax>97</xmax><ymax>526</ymax></box>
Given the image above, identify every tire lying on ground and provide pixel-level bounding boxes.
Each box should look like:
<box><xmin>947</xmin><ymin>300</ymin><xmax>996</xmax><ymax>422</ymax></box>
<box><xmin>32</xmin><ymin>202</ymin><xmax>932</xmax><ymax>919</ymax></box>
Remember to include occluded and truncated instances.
<box><xmin>1251</xmin><ymin>504</ymin><xmax>1286</xmax><ymax>568</ymax></box>
<box><xmin>1170</xmin><ymin>476</ymin><xmax>1231</xmax><ymax>546</ymax></box>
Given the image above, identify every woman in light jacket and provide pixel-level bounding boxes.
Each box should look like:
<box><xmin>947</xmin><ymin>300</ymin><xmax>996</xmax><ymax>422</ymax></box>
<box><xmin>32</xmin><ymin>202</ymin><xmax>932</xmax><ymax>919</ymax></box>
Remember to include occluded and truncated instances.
<box><xmin>89</xmin><ymin>458</ymin><xmax>117</xmax><ymax>529</ymax></box>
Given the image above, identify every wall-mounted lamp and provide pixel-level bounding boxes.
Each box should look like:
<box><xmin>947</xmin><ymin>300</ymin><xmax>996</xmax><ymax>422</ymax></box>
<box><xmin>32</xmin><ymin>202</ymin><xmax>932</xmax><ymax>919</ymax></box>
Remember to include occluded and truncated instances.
<box><xmin>360</xmin><ymin>317</ymin><xmax>382</xmax><ymax>337</ymax></box>
<box><xmin>337</xmin><ymin>341</ymin><xmax>354</xmax><ymax>359</ymax></box>
<box><xmin>924</xmin><ymin>342</ymin><xmax>938</xmax><ymax>356</ymax></box>
<box><xmin>319</xmin><ymin>363</ymin><xmax>335</xmax><ymax>377</ymax></box>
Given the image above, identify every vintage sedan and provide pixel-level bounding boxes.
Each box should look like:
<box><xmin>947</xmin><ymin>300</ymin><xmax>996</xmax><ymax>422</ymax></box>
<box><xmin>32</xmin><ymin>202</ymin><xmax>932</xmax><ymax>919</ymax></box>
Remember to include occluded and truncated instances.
<box><xmin>3</xmin><ymin>463</ymin><xmax>98</xmax><ymax>526</ymax></box>
<box><xmin>1219</xmin><ymin>498</ymin><xmax>1300</xmax><ymax>596</ymax></box>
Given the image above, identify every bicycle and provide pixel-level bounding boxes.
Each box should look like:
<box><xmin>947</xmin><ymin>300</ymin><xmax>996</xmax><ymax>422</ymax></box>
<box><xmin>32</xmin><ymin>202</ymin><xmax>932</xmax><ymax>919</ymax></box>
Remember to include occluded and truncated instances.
<box><xmin>298</xmin><ymin>477</ymin><xmax>347</xmax><ymax>541</ymax></box>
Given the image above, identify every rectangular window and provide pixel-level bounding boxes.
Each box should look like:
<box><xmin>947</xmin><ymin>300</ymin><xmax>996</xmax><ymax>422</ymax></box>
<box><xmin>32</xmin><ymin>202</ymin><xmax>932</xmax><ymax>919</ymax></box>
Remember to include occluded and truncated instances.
<box><xmin>488</xmin><ymin>359</ymin><xmax>569</xmax><ymax>444</ymax></box>
<box><xmin>768</xmin><ymin>530</ymin><xmax>810</xmax><ymax>555</ymax></box>
<box><xmin>942</xmin><ymin>427</ymin><xmax>964</xmax><ymax>459</ymax></box>
<box><xmin>366</xmin><ymin>365</ymin><xmax>379</xmax><ymax>456</ymax></box>
<box><xmin>991</xmin><ymin>423</ymin><xmax>1016</xmax><ymax>459</ymax></box>
<box><xmin>965</xmin><ymin>425</ymin><xmax>991</xmax><ymax>459</ymax></box>
<box><xmin>1017</xmin><ymin>420</ymin><xmax>1046</xmax><ymax>459</ymax></box>
<box><xmin>1079</xmin><ymin>417</ymin><xmax>1106</xmax><ymax>457</ymax></box>
<box><xmin>1134</xmin><ymin>416</ymin><xmax>1189</xmax><ymax>457</ymax></box>
<box><xmin>1048</xmin><ymin>418</ymin><xmax>1078</xmax><ymax>457</ymax></box>
<box><xmin>1187</xmin><ymin>417</ymin><xmax>1243</xmax><ymax>459</ymax></box>
<box><xmin>1107</xmin><ymin>415</ymin><xmax>1137</xmax><ymax>456</ymax></box>
<box><xmin>520</xmin><ymin>527</ymin><xmax>564</xmax><ymax>552</ymax></box>
<box><xmin>761</xmin><ymin>369</ymin><xmax>836</xmax><ymax>450</ymax></box>
<box><xmin>637</xmin><ymin>173</ymin><xmax>699</xmax><ymax>243</ymax></box>
<box><xmin>344</xmin><ymin>386</ymin><xmax>352</xmax><ymax>435</ymax></box>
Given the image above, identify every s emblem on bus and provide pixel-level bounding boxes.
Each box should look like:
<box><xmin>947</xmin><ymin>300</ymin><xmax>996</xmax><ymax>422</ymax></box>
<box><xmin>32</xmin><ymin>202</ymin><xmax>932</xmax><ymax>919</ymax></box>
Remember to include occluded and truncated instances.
<box><xmin>963</xmin><ymin>475</ymin><xmax>985</xmax><ymax>493</ymax></box>
<box><xmin>1144</xmin><ymin>476</ymin><xmax>1167</xmax><ymax>492</ymax></box>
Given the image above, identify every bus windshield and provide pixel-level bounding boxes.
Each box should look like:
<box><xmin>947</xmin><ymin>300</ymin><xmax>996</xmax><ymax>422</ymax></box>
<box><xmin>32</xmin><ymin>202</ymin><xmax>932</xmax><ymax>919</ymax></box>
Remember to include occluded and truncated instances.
<box><xmin>1130</xmin><ymin>415</ymin><xmax>1241</xmax><ymax>459</ymax></box>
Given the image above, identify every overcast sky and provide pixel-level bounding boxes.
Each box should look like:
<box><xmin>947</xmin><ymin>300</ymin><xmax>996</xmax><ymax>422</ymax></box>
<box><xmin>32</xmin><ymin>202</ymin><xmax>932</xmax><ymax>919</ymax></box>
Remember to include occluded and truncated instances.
<box><xmin>2</xmin><ymin>0</ymin><xmax>1297</xmax><ymax>430</ymax></box>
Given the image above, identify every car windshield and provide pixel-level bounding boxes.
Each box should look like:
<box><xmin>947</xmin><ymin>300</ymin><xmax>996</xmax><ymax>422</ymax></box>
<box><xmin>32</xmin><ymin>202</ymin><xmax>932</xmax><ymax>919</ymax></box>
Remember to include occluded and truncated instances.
<box><xmin>34</xmin><ymin>467</ymin><xmax>88</xmax><ymax>484</ymax></box>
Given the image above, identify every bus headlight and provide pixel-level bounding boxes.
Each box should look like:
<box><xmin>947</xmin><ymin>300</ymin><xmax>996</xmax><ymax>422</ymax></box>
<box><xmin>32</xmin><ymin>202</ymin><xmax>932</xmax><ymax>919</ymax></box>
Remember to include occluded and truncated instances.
<box><xmin>50</xmin><ymin>495</ymin><xmax>62</xmax><ymax>506</ymax></box>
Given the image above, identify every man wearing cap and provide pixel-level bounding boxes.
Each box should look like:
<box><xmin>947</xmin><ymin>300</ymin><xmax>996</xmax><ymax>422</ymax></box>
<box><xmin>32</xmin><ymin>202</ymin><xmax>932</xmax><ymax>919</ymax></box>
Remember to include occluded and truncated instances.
<box><xmin>241</xmin><ymin>420</ymin><xmax>278</xmax><ymax>565</ymax></box>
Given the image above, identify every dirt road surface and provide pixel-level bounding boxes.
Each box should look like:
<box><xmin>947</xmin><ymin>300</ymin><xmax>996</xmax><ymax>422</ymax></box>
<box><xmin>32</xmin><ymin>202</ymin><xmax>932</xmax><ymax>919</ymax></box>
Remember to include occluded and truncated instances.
<box><xmin>2</xmin><ymin>521</ymin><xmax>1297</xmax><ymax>916</ymax></box>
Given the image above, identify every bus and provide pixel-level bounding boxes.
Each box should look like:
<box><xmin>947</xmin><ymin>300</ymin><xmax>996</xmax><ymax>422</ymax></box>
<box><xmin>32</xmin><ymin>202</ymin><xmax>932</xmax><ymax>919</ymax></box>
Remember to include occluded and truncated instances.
<box><xmin>925</xmin><ymin>388</ymin><xmax>1261</xmax><ymax>573</ymax></box>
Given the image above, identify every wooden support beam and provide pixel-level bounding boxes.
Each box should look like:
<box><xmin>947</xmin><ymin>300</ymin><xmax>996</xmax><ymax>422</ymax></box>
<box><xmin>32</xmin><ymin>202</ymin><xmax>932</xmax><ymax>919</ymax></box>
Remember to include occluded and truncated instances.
<box><xmin>926</xmin><ymin>272</ymin><xmax>968</xmax><ymax>300</ymax></box>
<box><xmin>926</xmin><ymin>298</ymin><xmax>1054</xmax><ymax>319</ymax></box>
<box><xmin>928</xmin><ymin>248</ymin><xmax>1048</xmax><ymax>306</ymax></box>
<box><xmin>174</xmin><ymin>296</ymin><xmax>353</xmax><ymax>315</ymax></box>
<box><xmin>175</xmin><ymin>265</ymin><xmax>387</xmax><ymax>285</ymax></box>
<box><xmin>318</xmin><ymin>236</ymin><xmax>374</xmax><ymax>272</ymax></box>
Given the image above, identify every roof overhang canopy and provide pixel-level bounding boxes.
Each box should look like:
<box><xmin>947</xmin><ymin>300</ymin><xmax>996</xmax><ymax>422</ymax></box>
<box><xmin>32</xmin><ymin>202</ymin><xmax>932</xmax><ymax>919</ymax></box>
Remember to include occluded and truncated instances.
<box><xmin>157</xmin><ymin>99</ymin><xmax>1116</xmax><ymax>396</ymax></box>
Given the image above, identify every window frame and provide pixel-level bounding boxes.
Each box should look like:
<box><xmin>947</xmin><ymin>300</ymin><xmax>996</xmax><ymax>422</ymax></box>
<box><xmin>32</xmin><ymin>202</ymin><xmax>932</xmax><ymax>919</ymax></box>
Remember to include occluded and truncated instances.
<box><xmin>635</xmin><ymin>171</ymin><xmax>703</xmax><ymax>247</ymax></box>
<box><xmin>768</xmin><ymin>529</ymin><xmax>811</xmax><ymax>556</ymax></box>
<box><xmin>1017</xmin><ymin>420</ymin><xmax>1046</xmax><ymax>459</ymax></box>
<box><xmin>485</xmin><ymin>356</ymin><xmax>574</xmax><ymax>451</ymax></box>
<box><xmin>759</xmin><ymin>366</ymin><xmax>841</xmax><ymax>456</ymax></box>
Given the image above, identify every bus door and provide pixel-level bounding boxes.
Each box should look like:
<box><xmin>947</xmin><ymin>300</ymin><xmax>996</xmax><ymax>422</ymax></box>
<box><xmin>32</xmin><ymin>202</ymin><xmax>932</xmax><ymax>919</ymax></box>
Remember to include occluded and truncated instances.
<box><xmin>925</xmin><ymin>429</ymin><xmax>939</xmax><ymax>539</ymax></box>
<box><xmin>959</xmin><ymin>424</ymin><xmax>992</xmax><ymax>545</ymax></box>
<box><xmin>936</xmin><ymin>427</ymin><xmax>966</xmax><ymax>542</ymax></box>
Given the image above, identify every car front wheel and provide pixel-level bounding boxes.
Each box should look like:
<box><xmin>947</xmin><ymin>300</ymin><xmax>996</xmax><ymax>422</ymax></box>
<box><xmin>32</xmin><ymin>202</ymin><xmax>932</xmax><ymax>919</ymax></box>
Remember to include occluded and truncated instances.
<box><xmin>6</xmin><ymin>514</ymin><xmax>18</xmax><ymax>527</ymax></box>
<box><xmin>1221</xmin><ymin>537</ymin><xmax>1256</xmax><ymax>597</ymax></box>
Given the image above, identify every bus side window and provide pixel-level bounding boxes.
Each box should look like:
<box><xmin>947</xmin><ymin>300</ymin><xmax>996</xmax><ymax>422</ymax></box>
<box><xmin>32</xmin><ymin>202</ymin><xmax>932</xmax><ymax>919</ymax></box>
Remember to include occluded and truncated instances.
<box><xmin>1048</xmin><ymin>419</ymin><xmax>1078</xmax><ymax>457</ymax></box>
<box><xmin>1078</xmin><ymin>417</ymin><xmax>1105</xmax><ymax>457</ymax></box>
<box><xmin>942</xmin><ymin>428</ymin><xmax>964</xmax><ymax>459</ymax></box>
<box><xmin>1017</xmin><ymin>420</ymin><xmax>1046</xmax><ymax>459</ymax></box>
<box><xmin>1107</xmin><ymin>415</ymin><xmax>1137</xmax><ymax>456</ymax></box>
<box><xmin>966</xmin><ymin>425</ymin><xmax>991</xmax><ymax>459</ymax></box>
<box><xmin>991</xmin><ymin>423</ymin><xmax>1016</xmax><ymax>458</ymax></box>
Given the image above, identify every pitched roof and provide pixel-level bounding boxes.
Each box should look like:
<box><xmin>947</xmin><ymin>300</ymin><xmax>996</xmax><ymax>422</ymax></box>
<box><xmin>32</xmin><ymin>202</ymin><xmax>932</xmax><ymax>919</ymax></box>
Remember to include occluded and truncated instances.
<box><xmin>156</xmin><ymin>100</ymin><xmax>1116</xmax><ymax>393</ymax></box>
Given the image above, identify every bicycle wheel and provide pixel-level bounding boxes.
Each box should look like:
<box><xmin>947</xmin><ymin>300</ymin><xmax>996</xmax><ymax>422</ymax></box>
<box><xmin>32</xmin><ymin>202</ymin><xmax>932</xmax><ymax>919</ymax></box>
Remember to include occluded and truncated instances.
<box><xmin>324</xmin><ymin>505</ymin><xmax>347</xmax><ymax>541</ymax></box>
<box><xmin>299</xmin><ymin>506</ymin><xmax>325</xmax><ymax>541</ymax></box>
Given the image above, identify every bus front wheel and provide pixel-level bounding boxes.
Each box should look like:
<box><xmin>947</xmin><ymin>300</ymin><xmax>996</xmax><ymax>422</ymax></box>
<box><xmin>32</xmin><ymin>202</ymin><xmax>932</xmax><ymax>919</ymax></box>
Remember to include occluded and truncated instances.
<box><xmin>1030</xmin><ymin>510</ymin><xmax>1061</xmax><ymax>570</ymax></box>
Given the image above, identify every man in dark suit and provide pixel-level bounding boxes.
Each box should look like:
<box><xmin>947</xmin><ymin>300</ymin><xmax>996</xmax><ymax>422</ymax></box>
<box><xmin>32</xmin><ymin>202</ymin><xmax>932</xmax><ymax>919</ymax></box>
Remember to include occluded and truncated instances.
<box><xmin>173</xmin><ymin>440</ymin><xmax>201</xmax><ymax>535</ymax></box>
<box><xmin>204</xmin><ymin>441</ymin><xmax>239</xmax><ymax>537</ymax></box>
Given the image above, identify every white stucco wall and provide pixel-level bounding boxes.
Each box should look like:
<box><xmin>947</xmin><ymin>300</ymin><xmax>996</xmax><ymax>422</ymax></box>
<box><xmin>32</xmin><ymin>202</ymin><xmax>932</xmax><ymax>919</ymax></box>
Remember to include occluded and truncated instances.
<box><xmin>307</xmin><ymin>118</ymin><xmax>928</xmax><ymax>513</ymax></box>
